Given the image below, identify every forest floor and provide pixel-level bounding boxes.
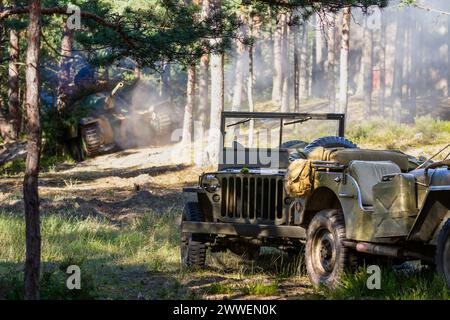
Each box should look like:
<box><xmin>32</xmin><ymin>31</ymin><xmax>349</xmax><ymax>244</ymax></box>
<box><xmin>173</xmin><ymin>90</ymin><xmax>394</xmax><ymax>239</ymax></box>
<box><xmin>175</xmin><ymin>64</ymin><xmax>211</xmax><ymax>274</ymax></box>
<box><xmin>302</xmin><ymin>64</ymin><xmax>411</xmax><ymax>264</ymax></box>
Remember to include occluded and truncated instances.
<box><xmin>0</xmin><ymin>103</ymin><xmax>450</xmax><ymax>299</ymax></box>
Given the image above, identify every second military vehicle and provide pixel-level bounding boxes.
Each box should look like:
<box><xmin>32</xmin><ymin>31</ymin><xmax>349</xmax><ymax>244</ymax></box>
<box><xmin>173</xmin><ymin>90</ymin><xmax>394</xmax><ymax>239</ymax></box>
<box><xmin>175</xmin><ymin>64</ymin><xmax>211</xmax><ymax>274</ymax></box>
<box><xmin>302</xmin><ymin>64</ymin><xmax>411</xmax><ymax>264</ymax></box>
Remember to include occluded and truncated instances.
<box><xmin>66</xmin><ymin>81</ymin><xmax>177</xmax><ymax>161</ymax></box>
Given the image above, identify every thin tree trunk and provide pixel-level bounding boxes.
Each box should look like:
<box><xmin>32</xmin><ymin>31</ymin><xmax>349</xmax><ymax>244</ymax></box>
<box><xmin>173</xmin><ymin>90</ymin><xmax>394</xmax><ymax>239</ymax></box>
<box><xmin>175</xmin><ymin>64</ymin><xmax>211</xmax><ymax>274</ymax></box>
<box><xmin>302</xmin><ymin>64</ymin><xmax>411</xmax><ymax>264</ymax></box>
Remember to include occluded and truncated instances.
<box><xmin>294</xmin><ymin>22</ymin><xmax>300</xmax><ymax>113</ymax></box>
<box><xmin>338</xmin><ymin>7</ymin><xmax>351</xmax><ymax>118</ymax></box>
<box><xmin>198</xmin><ymin>0</ymin><xmax>210</xmax><ymax>138</ymax></box>
<box><xmin>248</xmin><ymin>12</ymin><xmax>254</xmax><ymax>146</ymax></box>
<box><xmin>379</xmin><ymin>11</ymin><xmax>386</xmax><ymax>116</ymax></box>
<box><xmin>231</xmin><ymin>23</ymin><xmax>247</xmax><ymax>111</ymax></box>
<box><xmin>207</xmin><ymin>0</ymin><xmax>223</xmax><ymax>165</ymax></box>
<box><xmin>160</xmin><ymin>61</ymin><xmax>171</xmax><ymax>99</ymax></box>
<box><xmin>448</xmin><ymin>10</ymin><xmax>450</xmax><ymax>97</ymax></box>
<box><xmin>299</xmin><ymin>22</ymin><xmax>308</xmax><ymax>100</ymax></box>
<box><xmin>182</xmin><ymin>63</ymin><xmax>196</xmax><ymax>162</ymax></box>
<box><xmin>8</xmin><ymin>0</ymin><xmax>20</xmax><ymax>139</ymax></box>
<box><xmin>56</xmin><ymin>20</ymin><xmax>73</xmax><ymax>114</ymax></box>
<box><xmin>281</xmin><ymin>13</ymin><xmax>289</xmax><ymax>112</ymax></box>
<box><xmin>392</xmin><ymin>11</ymin><xmax>404</xmax><ymax>123</ymax></box>
<box><xmin>24</xmin><ymin>0</ymin><xmax>42</xmax><ymax>300</ymax></box>
<box><xmin>272</xmin><ymin>12</ymin><xmax>283</xmax><ymax>108</ymax></box>
<box><xmin>362</xmin><ymin>16</ymin><xmax>373</xmax><ymax>117</ymax></box>
<box><xmin>312</xmin><ymin>13</ymin><xmax>325</xmax><ymax>98</ymax></box>
<box><xmin>408</xmin><ymin>11</ymin><xmax>417</xmax><ymax>122</ymax></box>
<box><xmin>326</xmin><ymin>14</ymin><xmax>336</xmax><ymax>111</ymax></box>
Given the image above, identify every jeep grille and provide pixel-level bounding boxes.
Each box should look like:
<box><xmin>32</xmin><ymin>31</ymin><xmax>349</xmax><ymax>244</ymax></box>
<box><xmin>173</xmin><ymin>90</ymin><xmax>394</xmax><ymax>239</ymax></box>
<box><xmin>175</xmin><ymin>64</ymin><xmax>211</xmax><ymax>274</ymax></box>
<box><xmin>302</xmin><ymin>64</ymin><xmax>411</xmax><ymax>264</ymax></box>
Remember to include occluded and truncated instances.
<box><xmin>220</xmin><ymin>176</ymin><xmax>285</xmax><ymax>224</ymax></box>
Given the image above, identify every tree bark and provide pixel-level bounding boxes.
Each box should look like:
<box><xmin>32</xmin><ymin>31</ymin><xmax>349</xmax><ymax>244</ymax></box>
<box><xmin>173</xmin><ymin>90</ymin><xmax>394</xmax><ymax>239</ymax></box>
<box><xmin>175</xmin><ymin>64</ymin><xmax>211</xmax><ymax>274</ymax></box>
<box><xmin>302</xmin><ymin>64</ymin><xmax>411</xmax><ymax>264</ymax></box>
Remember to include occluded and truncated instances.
<box><xmin>294</xmin><ymin>22</ymin><xmax>300</xmax><ymax>112</ymax></box>
<box><xmin>56</xmin><ymin>20</ymin><xmax>73</xmax><ymax>114</ymax></box>
<box><xmin>362</xmin><ymin>16</ymin><xmax>373</xmax><ymax>117</ymax></box>
<box><xmin>198</xmin><ymin>0</ymin><xmax>210</xmax><ymax>138</ymax></box>
<box><xmin>281</xmin><ymin>14</ymin><xmax>289</xmax><ymax>112</ymax></box>
<box><xmin>248</xmin><ymin>12</ymin><xmax>255</xmax><ymax>146</ymax></box>
<box><xmin>392</xmin><ymin>11</ymin><xmax>404</xmax><ymax>123</ymax></box>
<box><xmin>272</xmin><ymin>12</ymin><xmax>284</xmax><ymax>109</ymax></box>
<box><xmin>8</xmin><ymin>0</ymin><xmax>20</xmax><ymax>139</ymax></box>
<box><xmin>408</xmin><ymin>10</ymin><xmax>417</xmax><ymax>122</ymax></box>
<box><xmin>207</xmin><ymin>0</ymin><xmax>223</xmax><ymax>165</ymax></box>
<box><xmin>160</xmin><ymin>61</ymin><xmax>171</xmax><ymax>100</ymax></box>
<box><xmin>24</xmin><ymin>0</ymin><xmax>42</xmax><ymax>300</ymax></box>
<box><xmin>326</xmin><ymin>14</ymin><xmax>336</xmax><ymax>111</ymax></box>
<box><xmin>338</xmin><ymin>7</ymin><xmax>350</xmax><ymax>118</ymax></box>
<box><xmin>378</xmin><ymin>11</ymin><xmax>386</xmax><ymax>116</ymax></box>
<box><xmin>299</xmin><ymin>21</ymin><xmax>308</xmax><ymax>100</ymax></box>
<box><xmin>312</xmin><ymin>13</ymin><xmax>325</xmax><ymax>98</ymax></box>
<box><xmin>231</xmin><ymin>22</ymin><xmax>247</xmax><ymax>111</ymax></box>
<box><xmin>182</xmin><ymin>63</ymin><xmax>196</xmax><ymax>162</ymax></box>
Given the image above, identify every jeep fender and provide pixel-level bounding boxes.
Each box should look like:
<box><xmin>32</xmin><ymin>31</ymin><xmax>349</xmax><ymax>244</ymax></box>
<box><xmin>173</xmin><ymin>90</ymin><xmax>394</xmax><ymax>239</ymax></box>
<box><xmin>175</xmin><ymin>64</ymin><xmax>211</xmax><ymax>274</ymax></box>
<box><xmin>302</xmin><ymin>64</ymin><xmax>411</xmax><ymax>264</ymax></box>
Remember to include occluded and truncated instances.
<box><xmin>301</xmin><ymin>171</ymin><xmax>371</xmax><ymax>242</ymax></box>
<box><xmin>408</xmin><ymin>187</ymin><xmax>450</xmax><ymax>244</ymax></box>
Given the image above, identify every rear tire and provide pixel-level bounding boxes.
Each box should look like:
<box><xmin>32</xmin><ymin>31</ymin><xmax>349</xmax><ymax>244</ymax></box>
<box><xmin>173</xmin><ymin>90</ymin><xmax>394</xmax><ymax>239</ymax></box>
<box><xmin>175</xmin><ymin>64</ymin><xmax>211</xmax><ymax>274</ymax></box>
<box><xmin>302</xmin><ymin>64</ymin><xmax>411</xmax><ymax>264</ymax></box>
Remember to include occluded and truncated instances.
<box><xmin>436</xmin><ymin>219</ymin><xmax>450</xmax><ymax>289</ymax></box>
<box><xmin>305</xmin><ymin>209</ymin><xmax>357</xmax><ymax>288</ymax></box>
<box><xmin>180</xmin><ymin>202</ymin><xmax>207</xmax><ymax>269</ymax></box>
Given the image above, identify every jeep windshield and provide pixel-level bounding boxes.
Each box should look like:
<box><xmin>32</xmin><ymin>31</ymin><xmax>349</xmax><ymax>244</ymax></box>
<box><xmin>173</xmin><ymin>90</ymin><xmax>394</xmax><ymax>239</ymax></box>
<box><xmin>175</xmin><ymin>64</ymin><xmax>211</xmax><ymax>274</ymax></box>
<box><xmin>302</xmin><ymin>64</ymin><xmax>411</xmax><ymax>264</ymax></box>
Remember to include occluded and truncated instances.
<box><xmin>222</xmin><ymin>112</ymin><xmax>345</xmax><ymax>149</ymax></box>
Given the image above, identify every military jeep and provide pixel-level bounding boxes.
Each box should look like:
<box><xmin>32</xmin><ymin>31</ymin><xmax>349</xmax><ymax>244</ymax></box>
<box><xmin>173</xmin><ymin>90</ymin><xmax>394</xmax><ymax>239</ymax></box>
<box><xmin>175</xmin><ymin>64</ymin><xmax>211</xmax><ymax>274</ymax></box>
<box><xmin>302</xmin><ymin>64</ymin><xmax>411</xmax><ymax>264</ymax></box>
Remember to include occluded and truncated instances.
<box><xmin>181</xmin><ymin>111</ymin><xmax>450</xmax><ymax>288</ymax></box>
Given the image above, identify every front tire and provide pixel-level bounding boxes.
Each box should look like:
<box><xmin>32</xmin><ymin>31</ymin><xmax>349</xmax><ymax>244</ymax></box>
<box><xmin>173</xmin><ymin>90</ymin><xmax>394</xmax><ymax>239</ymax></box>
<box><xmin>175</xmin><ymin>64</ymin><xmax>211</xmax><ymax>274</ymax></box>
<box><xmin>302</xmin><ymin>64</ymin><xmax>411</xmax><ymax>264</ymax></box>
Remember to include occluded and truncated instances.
<box><xmin>305</xmin><ymin>209</ymin><xmax>357</xmax><ymax>288</ymax></box>
<box><xmin>436</xmin><ymin>219</ymin><xmax>450</xmax><ymax>289</ymax></box>
<box><xmin>180</xmin><ymin>202</ymin><xmax>207</xmax><ymax>269</ymax></box>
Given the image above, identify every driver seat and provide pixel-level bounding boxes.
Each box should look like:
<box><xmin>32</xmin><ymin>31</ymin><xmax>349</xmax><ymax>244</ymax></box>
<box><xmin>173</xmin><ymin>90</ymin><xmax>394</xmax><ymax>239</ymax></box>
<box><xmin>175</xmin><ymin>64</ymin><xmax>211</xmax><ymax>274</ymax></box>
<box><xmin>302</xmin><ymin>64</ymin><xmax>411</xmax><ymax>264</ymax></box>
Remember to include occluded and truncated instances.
<box><xmin>349</xmin><ymin>161</ymin><xmax>401</xmax><ymax>207</ymax></box>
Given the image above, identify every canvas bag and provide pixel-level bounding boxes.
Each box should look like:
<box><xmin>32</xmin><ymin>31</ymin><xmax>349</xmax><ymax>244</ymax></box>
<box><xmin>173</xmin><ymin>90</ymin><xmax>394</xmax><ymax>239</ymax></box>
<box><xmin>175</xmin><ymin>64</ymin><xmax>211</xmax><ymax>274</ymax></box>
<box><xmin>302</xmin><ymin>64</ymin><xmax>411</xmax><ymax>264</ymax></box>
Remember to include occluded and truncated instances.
<box><xmin>284</xmin><ymin>159</ymin><xmax>314</xmax><ymax>197</ymax></box>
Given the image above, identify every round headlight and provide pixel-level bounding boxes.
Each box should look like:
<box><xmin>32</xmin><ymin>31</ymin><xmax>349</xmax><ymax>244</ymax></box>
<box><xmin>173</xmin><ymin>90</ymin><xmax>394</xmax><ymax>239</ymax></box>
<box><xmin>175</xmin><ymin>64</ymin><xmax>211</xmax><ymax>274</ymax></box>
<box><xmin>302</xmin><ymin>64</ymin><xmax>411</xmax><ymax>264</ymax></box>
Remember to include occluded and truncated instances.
<box><xmin>202</xmin><ymin>174</ymin><xmax>220</xmax><ymax>193</ymax></box>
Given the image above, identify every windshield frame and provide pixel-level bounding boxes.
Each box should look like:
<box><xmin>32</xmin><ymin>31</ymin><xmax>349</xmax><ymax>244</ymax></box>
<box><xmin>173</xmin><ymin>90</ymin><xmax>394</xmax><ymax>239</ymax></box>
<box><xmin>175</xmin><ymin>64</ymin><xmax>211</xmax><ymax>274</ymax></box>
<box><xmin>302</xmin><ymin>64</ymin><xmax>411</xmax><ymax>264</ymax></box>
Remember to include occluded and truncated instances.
<box><xmin>221</xmin><ymin>111</ymin><xmax>346</xmax><ymax>150</ymax></box>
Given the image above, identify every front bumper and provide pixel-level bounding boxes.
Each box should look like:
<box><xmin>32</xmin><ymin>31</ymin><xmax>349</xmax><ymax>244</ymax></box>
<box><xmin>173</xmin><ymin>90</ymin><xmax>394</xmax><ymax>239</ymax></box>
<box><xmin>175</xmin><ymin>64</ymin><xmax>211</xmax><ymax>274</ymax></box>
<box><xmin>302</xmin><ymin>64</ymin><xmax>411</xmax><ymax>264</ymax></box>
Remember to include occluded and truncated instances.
<box><xmin>181</xmin><ymin>221</ymin><xmax>305</xmax><ymax>239</ymax></box>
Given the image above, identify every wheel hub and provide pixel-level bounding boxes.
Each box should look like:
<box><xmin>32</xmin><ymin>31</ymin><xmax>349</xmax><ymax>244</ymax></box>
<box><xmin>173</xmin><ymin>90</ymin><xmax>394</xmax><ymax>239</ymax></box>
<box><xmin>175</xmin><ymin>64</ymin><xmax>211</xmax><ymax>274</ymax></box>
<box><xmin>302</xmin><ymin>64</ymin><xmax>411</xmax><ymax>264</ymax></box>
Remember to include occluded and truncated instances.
<box><xmin>313</xmin><ymin>230</ymin><xmax>336</xmax><ymax>274</ymax></box>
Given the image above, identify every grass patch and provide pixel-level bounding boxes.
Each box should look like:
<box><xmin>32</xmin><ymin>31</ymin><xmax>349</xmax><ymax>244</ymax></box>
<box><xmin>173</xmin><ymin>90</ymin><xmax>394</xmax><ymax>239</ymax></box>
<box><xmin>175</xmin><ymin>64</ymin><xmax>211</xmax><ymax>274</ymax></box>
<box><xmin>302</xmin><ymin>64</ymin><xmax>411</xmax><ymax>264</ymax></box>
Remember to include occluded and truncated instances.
<box><xmin>347</xmin><ymin>116</ymin><xmax>450</xmax><ymax>153</ymax></box>
<box><xmin>0</xmin><ymin>208</ymin><xmax>181</xmax><ymax>299</ymax></box>
<box><xmin>240</xmin><ymin>280</ymin><xmax>278</xmax><ymax>296</ymax></box>
<box><xmin>206</xmin><ymin>281</ymin><xmax>235</xmax><ymax>295</ymax></box>
<box><xmin>321</xmin><ymin>266</ymin><xmax>450</xmax><ymax>300</ymax></box>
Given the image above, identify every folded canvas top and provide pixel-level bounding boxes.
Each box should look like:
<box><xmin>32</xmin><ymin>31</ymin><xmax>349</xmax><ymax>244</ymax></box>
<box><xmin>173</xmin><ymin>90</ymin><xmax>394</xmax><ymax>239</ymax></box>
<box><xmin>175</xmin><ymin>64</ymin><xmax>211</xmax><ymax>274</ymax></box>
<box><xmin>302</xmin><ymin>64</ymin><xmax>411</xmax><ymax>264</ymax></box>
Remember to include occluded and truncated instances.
<box><xmin>306</xmin><ymin>147</ymin><xmax>410</xmax><ymax>172</ymax></box>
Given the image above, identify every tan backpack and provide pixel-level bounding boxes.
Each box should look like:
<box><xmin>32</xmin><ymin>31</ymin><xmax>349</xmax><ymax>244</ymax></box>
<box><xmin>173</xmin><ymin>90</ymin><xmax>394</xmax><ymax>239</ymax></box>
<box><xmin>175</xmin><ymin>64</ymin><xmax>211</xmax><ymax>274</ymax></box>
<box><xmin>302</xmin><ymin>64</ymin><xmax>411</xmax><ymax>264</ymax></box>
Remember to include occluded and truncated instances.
<box><xmin>284</xmin><ymin>159</ymin><xmax>314</xmax><ymax>198</ymax></box>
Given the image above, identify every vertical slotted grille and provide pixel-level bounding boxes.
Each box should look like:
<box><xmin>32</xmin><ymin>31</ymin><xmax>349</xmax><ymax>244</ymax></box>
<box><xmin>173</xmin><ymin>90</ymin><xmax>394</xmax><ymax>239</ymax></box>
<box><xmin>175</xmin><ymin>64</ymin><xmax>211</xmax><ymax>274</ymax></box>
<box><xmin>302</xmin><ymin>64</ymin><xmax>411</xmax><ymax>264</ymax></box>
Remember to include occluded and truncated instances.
<box><xmin>220</xmin><ymin>175</ymin><xmax>284</xmax><ymax>222</ymax></box>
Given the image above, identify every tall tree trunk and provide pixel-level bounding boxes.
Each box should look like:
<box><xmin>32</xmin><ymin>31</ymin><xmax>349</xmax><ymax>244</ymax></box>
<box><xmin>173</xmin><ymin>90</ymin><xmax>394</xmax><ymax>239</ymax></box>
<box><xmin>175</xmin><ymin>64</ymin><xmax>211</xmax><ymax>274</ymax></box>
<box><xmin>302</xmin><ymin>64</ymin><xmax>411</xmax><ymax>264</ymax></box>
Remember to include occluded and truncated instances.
<box><xmin>294</xmin><ymin>22</ymin><xmax>300</xmax><ymax>112</ymax></box>
<box><xmin>281</xmin><ymin>13</ymin><xmax>289</xmax><ymax>112</ymax></box>
<box><xmin>231</xmin><ymin>22</ymin><xmax>247</xmax><ymax>111</ymax></box>
<box><xmin>56</xmin><ymin>20</ymin><xmax>73</xmax><ymax>114</ymax></box>
<box><xmin>248</xmin><ymin>12</ymin><xmax>255</xmax><ymax>146</ymax></box>
<box><xmin>0</xmin><ymin>0</ymin><xmax>10</xmax><ymax>143</ymax></box>
<box><xmin>392</xmin><ymin>11</ymin><xmax>404</xmax><ymax>123</ymax></box>
<box><xmin>207</xmin><ymin>0</ymin><xmax>223</xmax><ymax>165</ymax></box>
<box><xmin>447</xmin><ymin>9</ymin><xmax>450</xmax><ymax>97</ymax></box>
<box><xmin>312</xmin><ymin>13</ymin><xmax>325</xmax><ymax>98</ymax></box>
<box><xmin>338</xmin><ymin>7</ymin><xmax>351</xmax><ymax>118</ymax></box>
<box><xmin>326</xmin><ymin>14</ymin><xmax>336</xmax><ymax>111</ymax></box>
<box><xmin>8</xmin><ymin>0</ymin><xmax>20</xmax><ymax>139</ymax></box>
<box><xmin>362</xmin><ymin>16</ymin><xmax>373</xmax><ymax>117</ymax></box>
<box><xmin>160</xmin><ymin>61</ymin><xmax>171</xmax><ymax>99</ymax></box>
<box><xmin>299</xmin><ymin>22</ymin><xmax>308</xmax><ymax>100</ymax></box>
<box><xmin>182</xmin><ymin>63</ymin><xmax>196</xmax><ymax>162</ymax></box>
<box><xmin>24</xmin><ymin>0</ymin><xmax>42</xmax><ymax>300</ymax></box>
<box><xmin>272</xmin><ymin>12</ymin><xmax>284</xmax><ymax>109</ymax></box>
<box><xmin>408</xmin><ymin>10</ymin><xmax>417</xmax><ymax>122</ymax></box>
<box><xmin>379</xmin><ymin>11</ymin><xmax>386</xmax><ymax>116</ymax></box>
<box><xmin>198</xmin><ymin>0</ymin><xmax>210</xmax><ymax>139</ymax></box>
